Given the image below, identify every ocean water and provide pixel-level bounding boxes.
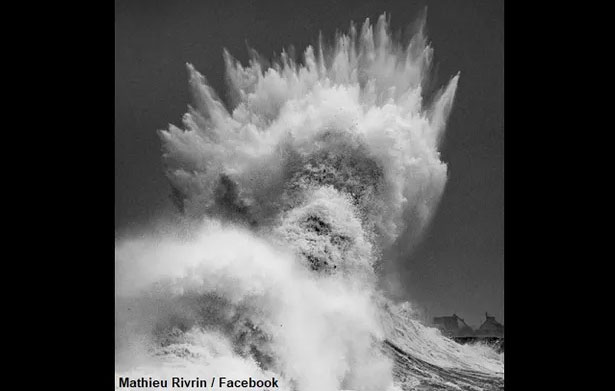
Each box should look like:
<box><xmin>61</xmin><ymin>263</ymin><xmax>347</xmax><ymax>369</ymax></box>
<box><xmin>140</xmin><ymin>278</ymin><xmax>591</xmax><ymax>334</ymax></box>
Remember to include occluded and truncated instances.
<box><xmin>115</xmin><ymin>13</ymin><xmax>503</xmax><ymax>391</ymax></box>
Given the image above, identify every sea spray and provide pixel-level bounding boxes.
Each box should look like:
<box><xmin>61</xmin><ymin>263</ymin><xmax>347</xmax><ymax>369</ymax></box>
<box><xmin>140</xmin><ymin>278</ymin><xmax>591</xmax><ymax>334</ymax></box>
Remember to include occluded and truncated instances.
<box><xmin>115</xmin><ymin>13</ymin><xmax>502</xmax><ymax>391</ymax></box>
<box><xmin>158</xmin><ymin>13</ymin><xmax>458</xmax><ymax>249</ymax></box>
<box><xmin>116</xmin><ymin>222</ymin><xmax>393</xmax><ymax>390</ymax></box>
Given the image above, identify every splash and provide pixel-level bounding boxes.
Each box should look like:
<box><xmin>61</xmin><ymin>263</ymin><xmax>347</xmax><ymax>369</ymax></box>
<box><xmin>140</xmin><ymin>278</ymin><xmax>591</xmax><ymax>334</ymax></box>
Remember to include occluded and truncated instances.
<box><xmin>116</xmin><ymin>12</ymin><xmax>502</xmax><ymax>391</ymax></box>
<box><xmin>158</xmin><ymin>13</ymin><xmax>458</xmax><ymax>248</ymax></box>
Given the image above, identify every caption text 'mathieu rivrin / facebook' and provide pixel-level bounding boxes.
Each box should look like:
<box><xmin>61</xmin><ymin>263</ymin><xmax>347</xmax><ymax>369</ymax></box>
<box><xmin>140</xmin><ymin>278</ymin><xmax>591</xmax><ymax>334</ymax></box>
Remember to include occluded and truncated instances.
<box><xmin>118</xmin><ymin>376</ymin><xmax>279</xmax><ymax>389</ymax></box>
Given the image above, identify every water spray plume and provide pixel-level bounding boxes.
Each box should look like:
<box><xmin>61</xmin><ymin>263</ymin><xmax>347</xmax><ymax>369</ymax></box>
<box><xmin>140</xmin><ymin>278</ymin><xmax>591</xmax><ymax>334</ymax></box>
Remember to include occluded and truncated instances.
<box><xmin>116</xmin><ymin>13</ymin><xmax>502</xmax><ymax>391</ymax></box>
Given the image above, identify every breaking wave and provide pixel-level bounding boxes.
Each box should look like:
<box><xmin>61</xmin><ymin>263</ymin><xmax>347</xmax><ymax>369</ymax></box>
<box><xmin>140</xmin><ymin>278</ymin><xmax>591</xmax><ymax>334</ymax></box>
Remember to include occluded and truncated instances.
<box><xmin>115</xmin><ymin>13</ymin><xmax>503</xmax><ymax>391</ymax></box>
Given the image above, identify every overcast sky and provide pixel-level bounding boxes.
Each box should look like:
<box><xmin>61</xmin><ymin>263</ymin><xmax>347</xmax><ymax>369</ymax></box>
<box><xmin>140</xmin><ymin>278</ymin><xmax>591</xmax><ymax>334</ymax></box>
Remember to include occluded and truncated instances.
<box><xmin>115</xmin><ymin>0</ymin><xmax>503</xmax><ymax>327</ymax></box>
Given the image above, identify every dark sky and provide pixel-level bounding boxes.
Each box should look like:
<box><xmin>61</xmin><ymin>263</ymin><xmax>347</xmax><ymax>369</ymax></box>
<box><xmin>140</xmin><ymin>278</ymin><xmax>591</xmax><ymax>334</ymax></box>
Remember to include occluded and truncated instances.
<box><xmin>115</xmin><ymin>0</ymin><xmax>504</xmax><ymax>326</ymax></box>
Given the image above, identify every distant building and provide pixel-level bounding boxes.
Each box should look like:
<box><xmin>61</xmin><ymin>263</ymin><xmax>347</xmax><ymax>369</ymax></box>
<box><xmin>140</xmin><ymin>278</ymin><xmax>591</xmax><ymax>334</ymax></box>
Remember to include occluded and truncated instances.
<box><xmin>432</xmin><ymin>313</ymin><xmax>474</xmax><ymax>337</ymax></box>
<box><xmin>432</xmin><ymin>312</ymin><xmax>504</xmax><ymax>351</ymax></box>
<box><xmin>475</xmin><ymin>312</ymin><xmax>504</xmax><ymax>338</ymax></box>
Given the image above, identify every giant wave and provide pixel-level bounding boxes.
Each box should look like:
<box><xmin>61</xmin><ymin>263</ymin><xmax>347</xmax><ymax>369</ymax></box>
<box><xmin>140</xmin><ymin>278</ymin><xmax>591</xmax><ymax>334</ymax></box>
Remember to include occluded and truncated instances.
<box><xmin>115</xmin><ymin>13</ymin><xmax>503</xmax><ymax>391</ymax></box>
